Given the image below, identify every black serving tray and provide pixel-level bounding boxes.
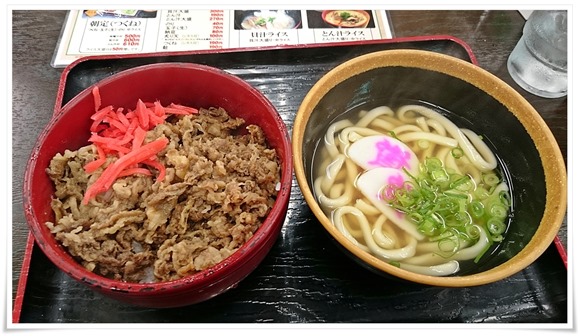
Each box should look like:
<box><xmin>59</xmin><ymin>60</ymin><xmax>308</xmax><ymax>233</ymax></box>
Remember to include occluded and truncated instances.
<box><xmin>15</xmin><ymin>36</ymin><xmax>567</xmax><ymax>323</ymax></box>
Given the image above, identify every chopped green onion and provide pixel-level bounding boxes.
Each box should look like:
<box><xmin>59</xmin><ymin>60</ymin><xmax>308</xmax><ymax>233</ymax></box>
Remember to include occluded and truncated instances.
<box><xmin>394</xmin><ymin>188</ymin><xmax>416</xmax><ymax>207</ymax></box>
<box><xmin>418</xmin><ymin>199</ymin><xmax>434</xmax><ymax>214</ymax></box>
<box><xmin>431</xmin><ymin>169</ymin><xmax>449</xmax><ymax>183</ymax></box>
<box><xmin>443</xmin><ymin>191</ymin><xmax>469</xmax><ymax>199</ymax></box>
<box><xmin>409</xmin><ymin>212</ymin><xmax>423</xmax><ymax>223</ymax></box>
<box><xmin>430</xmin><ymin>212</ymin><xmax>445</xmax><ymax>226</ymax></box>
<box><xmin>488</xmin><ymin>183</ymin><xmax>498</xmax><ymax>194</ymax></box>
<box><xmin>383</xmin><ymin>157</ymin><xmax>511</xmax><ymax>261</ymax></box>
<box><xmin>474</xmin><ymin>186</ymin><xmax>490</xmax><ymax>200</ymax></box>
<box><xmin>499</xmin><ymin>190</ymin><xmax>512</xmax><ymax>207</ymax></box>
<box><xmin>438</xmin><ymin>237</ymin><xmax>459</xmax><ymax>253</ymax></box>
<box><xmin>401</xmin><ymin>167</ymin><xmax>420</xmax><ymax>185</ymax></box>
<box><xmin>454</xmin><ymin>211</ymin><xmax>472</xmax><ymax>227</ymax></box>
<box><xmin>488</xmin><ymin>203</ymin><xmax>508</xmax><ymax>219</ymax></box>
<box><xmin>429</xmin><ymin>230</ymin><xmax>454</xmax><ymax>242</ymax></box>
<box><xmin>451</xmin><ymin>147</ymin><xmax>464</xmax><ymax>159</ymax></box>
<box><xmin>420</xmin><ymin>187</ymin><xmax>437</xmax><ymax>202</ymax></box>
<box><xmin>483</xmin><ymin>173</ymin><xmax>500</xmax><ymax>186</ymax></box>
<box><xmin>340</xmin><ymin>11</ymin><xmax>353</xmax><ymax>20</ymax></box>
<box><xmin>465</xmin><ymin>225</ymin><xmax>480</xmax><ymax>240</ymax></box>
<box><xmin>425</xmin><ymin>157</ymin><xmax>443</xmax><ymax>170</ymax></box>
<box><xmin>389</xmin><ymin>261</ymin><xmax>401</xmax><ymax>267</ymax></box>
<box><xmin>418</xmin><ymin>217</ymin><xmax>439</xmax><ymax>236</ymax></box>
<box><xmin>387</xmin><ymin>131</ymin><xmax>400</xmax><ymax>141</ymax></box>
<box><xmin>418</xmin><ymin>140</ymin><xmax>430</xmax><ymax>149</ymax></box>
<box><xmin>454</xmin><ymin>230</ymin><xmax>470</xmax><ymax>242</ymax></box>
<box><xmin>474</xmin><ymin>240</ymin><xmax>492</xmax><ymax>263</ymax></box>
<box><xmin>449</xmin><ymin>175</ymin><xmax>471</xmax><ymax>189</ymax></box>
<box><xmin>391</xmin><ymin>203</ymin><xmax>410</xmax><ymax>213</ymax></box>
<box><xmin>468</xmin><ymin>201</ymin><xmax>485</xmax><ymax>219</ymax></box>
<box><xmin>486</xmin><ymin>217</ymin><xmax>507</xmax><ymax>236</ymax></box>
<box><xmin>435</xmin><ymin>198</ymin><xmax>458</xmax><ymax>213</ymax></box>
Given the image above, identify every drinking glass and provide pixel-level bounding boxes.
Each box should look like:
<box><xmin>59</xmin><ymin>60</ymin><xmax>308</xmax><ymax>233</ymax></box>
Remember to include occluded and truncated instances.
<box><xmin>507</xmin><ymin>10</ymin><xmax>567</xmax><ymax>98</ymax></box>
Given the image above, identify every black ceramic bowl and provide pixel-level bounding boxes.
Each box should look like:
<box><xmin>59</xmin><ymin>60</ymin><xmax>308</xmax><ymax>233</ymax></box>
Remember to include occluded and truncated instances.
<box><xmin>292</xmin><ymin>49</ymin><xmax>567</xmax><ymax>286</ymax></box>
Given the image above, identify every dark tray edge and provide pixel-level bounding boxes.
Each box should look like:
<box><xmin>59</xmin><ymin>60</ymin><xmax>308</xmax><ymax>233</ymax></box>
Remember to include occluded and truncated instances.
<box><xmin>12</xmin><ymin>232</ymin><xmax>34</xmax><ymax>323</ymax></box>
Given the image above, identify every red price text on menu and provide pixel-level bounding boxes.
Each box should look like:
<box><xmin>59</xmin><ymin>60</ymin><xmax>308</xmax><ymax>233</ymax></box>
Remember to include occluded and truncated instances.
<box><xmin>123</xmin><ymin>34</ymin><xmax>141</xmax><ymax>46</ymax></box>
<box><xmin>209</xmin><ymin>10</ymin><xmax>224</xmax><ymax>49</ymax></box>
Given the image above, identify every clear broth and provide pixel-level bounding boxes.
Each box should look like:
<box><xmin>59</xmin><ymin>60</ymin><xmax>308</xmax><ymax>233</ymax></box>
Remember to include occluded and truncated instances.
<box><xmin>309</xmin><ymin>100</ymin><xmax>514</xmax><ymax>276</ymax></box>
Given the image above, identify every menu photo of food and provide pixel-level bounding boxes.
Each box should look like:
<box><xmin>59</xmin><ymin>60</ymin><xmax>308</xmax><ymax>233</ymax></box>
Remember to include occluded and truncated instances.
<box><xmin>83</xmin><ymin>10</ymin><xmax>159</xmax><ymax>19</ymax></box>
<box><xmin>233</xmin><ymin>10</ymin><xmax>303</xmax><ymax>30</ymax></box>
<box><xmin>306</xmin><ymin>10</ymin><xmax>375</xmax><ymax>29</ymax></box>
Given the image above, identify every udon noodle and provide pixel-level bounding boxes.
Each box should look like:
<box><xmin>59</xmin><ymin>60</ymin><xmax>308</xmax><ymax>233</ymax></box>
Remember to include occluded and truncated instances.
<box><xmin>313</xmin><ymin>104</ymin><xmax>512</xmax><ymax>276</ymax></box>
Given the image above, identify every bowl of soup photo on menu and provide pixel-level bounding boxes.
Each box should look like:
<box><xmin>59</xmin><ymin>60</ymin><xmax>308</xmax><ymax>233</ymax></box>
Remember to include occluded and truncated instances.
<box><xmin>234</xmin><ymin>10</ymin><xmax>302</xmax><ymax>30</ymax></box>
<box><xmin>292</xmin><ymin>49</ymin><xmax>567</xmax><ymax>287</ymax></box>
<box><xmin>321</xmin><ymin>10</ymin><xmax>371</xmax><ymax>28</ymax></box>
<box><xmin>23</xmin><ymin>62</ymin><xmax>293</xmax><ymax>308</ymax></box>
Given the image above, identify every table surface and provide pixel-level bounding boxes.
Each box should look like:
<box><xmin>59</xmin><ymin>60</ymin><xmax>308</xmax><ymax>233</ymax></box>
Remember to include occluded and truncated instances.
<box><xmin>12</xmin><ymin>10</ymin><xmax>568</xmax><ymax>321</ymax></box>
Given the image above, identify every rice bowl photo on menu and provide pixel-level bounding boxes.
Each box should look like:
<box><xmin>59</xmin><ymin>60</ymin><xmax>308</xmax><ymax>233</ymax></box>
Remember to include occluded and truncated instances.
<box><xmin>234</xmin><ymin>10</ymin><xmax>302</xmax><ymax>30</ymax></box>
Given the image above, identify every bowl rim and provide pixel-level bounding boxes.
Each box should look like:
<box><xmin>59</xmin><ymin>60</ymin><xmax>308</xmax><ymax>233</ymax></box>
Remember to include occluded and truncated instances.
<box><xmin>23</xmin><ymin>62</ymin><xmax>293</xmax><ymax>294</ymax></box>
<box><xmin>292</xmin><ymin>49</ymin><xmax>567</xmax><ymax>287</ymax></box>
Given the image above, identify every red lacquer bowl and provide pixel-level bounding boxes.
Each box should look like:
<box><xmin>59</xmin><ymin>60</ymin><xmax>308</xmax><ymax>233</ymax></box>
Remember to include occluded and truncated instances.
<box><xmin>23</xmin><ymin>63</ymin><xmax>292</xmax><ymax>308</ymax></box>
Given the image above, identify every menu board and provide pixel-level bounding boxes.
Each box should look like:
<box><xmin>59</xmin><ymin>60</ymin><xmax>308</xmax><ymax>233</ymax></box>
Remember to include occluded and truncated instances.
<box><xmin>51</xmin><ymin>9</ymin><xmax>393</xmax><ymax>68</ymax></box>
